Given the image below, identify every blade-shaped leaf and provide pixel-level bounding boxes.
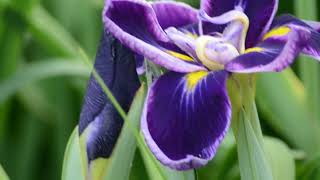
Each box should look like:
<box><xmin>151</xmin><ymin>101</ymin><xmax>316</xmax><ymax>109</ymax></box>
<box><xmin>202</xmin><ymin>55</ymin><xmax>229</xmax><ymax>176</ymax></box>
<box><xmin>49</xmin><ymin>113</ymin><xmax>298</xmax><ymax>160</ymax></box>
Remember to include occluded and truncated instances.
<box><xmin>103</xmin><ymin>84</ymin><xmax>147</xmax><ymax>180</ymax></box>
<box><xmin>26</xmin><ymin>5</ymin><xmax>79</xmax><ymax>57</ymax></box>
<box><xmin>264</xmin><ymin>137</ymin><xmax>295</xmax><ymax>180</ymax></box>
<box><xmin>61</xmin><ymin>126</ymin><xmax>85</xmax><ymax>180</ymax></box>
<box><xmin>294</xmin><ymin>0</ymin><xmax>320</xmax><ymax>124</ymax></box>
<box><xmin>235</xmin><ymin>108</ymin><xmax>273</xmax><ymax>180</ymax></box>
<box><xmin>0</xmin><ymin>164</ymin><xmax>9</xmax><ymax>180</ymax></box>
<box><xmin>256</xmin><ymin>69</ymin><xmax>320</xmax><ymax>155</ymax></box>
<box><xmin>0</xmin><ymin>59</ymin><xmax>90</xmax><ymax>104</ymax></box>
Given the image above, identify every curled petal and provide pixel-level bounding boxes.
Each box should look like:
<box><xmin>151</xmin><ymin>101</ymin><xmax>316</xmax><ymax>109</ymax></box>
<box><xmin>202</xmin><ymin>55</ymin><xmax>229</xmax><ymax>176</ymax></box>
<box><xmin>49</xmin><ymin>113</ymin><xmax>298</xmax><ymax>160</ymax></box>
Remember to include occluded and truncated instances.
<box><xmin>200</xmin><ymin>0</ymin><xmax>278</xmax><ymax>47</ymax></box>
<box><xmin>225</xmin><ymin>25</ymin><xmax>311</xmax><ymax>73</ymax></box>
<box><xmin>103</xmin><ymin>0</ymin><xmax>205</xmax><ymax>72</ymax></box>
<box><xmin>141</xmin><ymin>71</ymin><xmax>231</xmax><ymax>170</ymax></box>
<box><xmin>79</xmin><ymin>30</ymin><xmax>140</xmax><ymax>166</ymax></box>
<box><xmin>272</xmin><ymin>14</ymin><xmax>320</xmax><ymax>60</ymax></box>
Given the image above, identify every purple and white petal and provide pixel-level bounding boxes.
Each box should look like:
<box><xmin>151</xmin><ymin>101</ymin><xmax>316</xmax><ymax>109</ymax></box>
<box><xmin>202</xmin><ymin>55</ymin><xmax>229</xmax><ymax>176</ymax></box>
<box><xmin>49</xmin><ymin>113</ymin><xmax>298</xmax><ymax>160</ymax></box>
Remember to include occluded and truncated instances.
<box><xmin>141</xmin><ymin>71</ymin><xmax>231</xmax><ymax>170</ymax></box>
<box><xmin>79</xmin><ymin>30</ymin><xmax>140</xmax><ymax>162</ymax></box>
<box><xmin>225</xmin><ymin>25</ymin><xmax>311</xmax><ymax>73</ymax></box>
<box><xmin>272</xmin><ymin>14</ymin><xmax>320</xmax><ymax>60</ymax></box>
<box><xmin>103</xmin><ymin>0</ymin><xmax>205</xmax><ymax>73</ymax></box>
<box><xmin>200</xmin><ymin>0</ymin><xmax>278</xmax><ymax>47</ymax></box>
<box><xmin>151</xmin><ymin>1</ymin><xmax>198</xmax><ymax>30</ymax></box>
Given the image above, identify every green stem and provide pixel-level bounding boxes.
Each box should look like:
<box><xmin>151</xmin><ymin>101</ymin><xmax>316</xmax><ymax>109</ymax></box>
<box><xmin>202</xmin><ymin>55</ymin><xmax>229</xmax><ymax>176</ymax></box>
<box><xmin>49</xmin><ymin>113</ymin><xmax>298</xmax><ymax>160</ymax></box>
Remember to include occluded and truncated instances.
<box><xmin>228</xmin><ymin>74</ymin><xmax>273</xmax><ymax>180</ymax></box>
<box><xmin>294</xmin><ymin>0</ymin><xmax>320</xmax><ymax>123</ymax></box>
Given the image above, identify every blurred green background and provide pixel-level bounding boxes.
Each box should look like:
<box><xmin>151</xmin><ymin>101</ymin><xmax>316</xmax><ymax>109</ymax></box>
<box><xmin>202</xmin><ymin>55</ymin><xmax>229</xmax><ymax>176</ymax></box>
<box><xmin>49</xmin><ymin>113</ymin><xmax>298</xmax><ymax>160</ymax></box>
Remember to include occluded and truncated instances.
<box><xmin>0</xmin><ymin>0</ymin><xmax>319</xmax><ymax>180</ymax></box>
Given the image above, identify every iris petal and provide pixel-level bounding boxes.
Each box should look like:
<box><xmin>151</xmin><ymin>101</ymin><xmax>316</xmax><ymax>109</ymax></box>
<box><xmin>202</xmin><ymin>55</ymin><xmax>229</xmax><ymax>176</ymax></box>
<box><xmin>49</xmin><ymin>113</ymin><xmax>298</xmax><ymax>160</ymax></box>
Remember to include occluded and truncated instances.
<box><xmin>271</xmin><ymin>14</ymin><xmax>320</xmax><ymax>60</ymax></box>
<box><xmin>103</xmin><ymin>0</ymin><xmax>204</xmax><ymax>73</ymax></box>
<box><xmin>200</xmin><ymin>0</ymin><xmax>278</xmax><ymax>47</ymax></box>
<box><xmin>141</xmin><ymin>70</ymin><xmax>231</xmax><ymax>170</ymax></box>
<box><xmin>79</xmin><ymin>30</ymin><xmax>140</xmax><ymax>164</ymax></box>
<box><xmin>225</xmin><ymin>25</ymin><xmax>311</xmax><ymax>73</ymax></box>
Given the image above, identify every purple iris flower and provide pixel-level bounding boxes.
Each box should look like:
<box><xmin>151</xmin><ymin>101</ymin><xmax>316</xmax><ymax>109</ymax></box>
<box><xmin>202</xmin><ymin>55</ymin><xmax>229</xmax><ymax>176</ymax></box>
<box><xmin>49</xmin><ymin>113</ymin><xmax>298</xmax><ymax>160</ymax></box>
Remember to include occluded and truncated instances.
<box><xmin>103</xmin><ymin>0</ymin><xmax>320</xmax><ymax>170</ymax></box>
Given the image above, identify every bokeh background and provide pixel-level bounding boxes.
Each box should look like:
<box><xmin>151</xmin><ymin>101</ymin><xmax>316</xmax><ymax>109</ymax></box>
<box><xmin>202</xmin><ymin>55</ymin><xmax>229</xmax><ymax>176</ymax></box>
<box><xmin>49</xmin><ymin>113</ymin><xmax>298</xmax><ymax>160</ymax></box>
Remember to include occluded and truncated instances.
<box><xmin>0</xmin><ymin>0</ymin><xmax>319</xmax><ymax>180</ymax></box>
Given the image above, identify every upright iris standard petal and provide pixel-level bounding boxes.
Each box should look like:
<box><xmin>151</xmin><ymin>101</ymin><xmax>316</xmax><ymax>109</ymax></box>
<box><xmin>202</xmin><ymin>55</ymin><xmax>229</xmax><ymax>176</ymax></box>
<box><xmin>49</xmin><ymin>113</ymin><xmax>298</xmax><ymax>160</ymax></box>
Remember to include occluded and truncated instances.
<box><xmin>141</xmin><ymin>71</ymin><xmax>231</xmax><ymax>170</ymax></box>
<box><xmin>79</xmin><ymin>30</ymin><xmax>140</xmax><ymax>176</ymax></box>
<box><xmin>225</xmin><ymin>25</ymin><xmax>311</xmax><ymax>73</ymax></box>
<box><xmin>271</xmin><ymin>14</ymin><xmax>320</xmax><ymax>60</ymax></box>
<box><xmin>103</xmin><ymin>0</ymin><xmax>205</xmax><ymax>73</ymax></box>
<box><xmin>200</xmin><ymin>0</ymin><xmax>278</xmax><ymax>47</ymax></box>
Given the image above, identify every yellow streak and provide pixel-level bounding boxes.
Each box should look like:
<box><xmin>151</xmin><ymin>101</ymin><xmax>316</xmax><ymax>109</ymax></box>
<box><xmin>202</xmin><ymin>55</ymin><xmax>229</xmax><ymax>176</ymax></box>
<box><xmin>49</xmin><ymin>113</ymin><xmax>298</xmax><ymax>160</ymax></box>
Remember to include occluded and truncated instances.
<box><xmin>186</xmin><ymin>32</ymin><xmax>198</xmax><ymax>39</ymax></box>
<box><xmin>186</xmin><ymin>71</ymin><xmax>208</xmax><ymax>90</ymax></box>
<box><xmin>244</xmin><ymin>47</ymin><xmax>264</xmax><ymax>54</ymax></box>
<box><xmin>263</xmin><ymin>26</ymin><xmax>291</xmax><ymax>40</ymax></box>
<box><xmin>167</xmin><ymin>50</ymin><xmax>194</xmax><ymax>62</ymax></box>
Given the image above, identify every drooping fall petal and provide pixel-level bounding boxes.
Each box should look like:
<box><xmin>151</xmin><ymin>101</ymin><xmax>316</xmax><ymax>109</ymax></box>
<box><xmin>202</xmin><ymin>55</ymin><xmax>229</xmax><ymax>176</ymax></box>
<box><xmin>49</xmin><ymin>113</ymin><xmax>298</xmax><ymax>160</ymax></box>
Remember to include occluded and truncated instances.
<box><xmin>141</xmin><ymin>70</ymin><xmax>231</xmax><ymax>170</ymax></box>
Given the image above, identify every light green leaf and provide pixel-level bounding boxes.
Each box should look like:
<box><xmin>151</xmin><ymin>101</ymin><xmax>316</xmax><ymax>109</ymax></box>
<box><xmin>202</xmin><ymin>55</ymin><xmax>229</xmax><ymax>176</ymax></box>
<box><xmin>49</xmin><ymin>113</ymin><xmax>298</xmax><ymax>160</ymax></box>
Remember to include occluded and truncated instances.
<box><xmin>0</xmin><ymin>164</ymin><xmax>9</xmax><ymax>180</ymax></box>
<box><xmin>104</xmin><ymin>84</ymin><xmax>147</xmax><ymax>180</ymax></box>
<box><xmin>0</xmin><ymin>59</ymin><xmax>90</xmax><ymax>104</ymax></box>
<box><xmin>140</xmin><ymin>150</ymin><xmax>195</xmax><ymax>180</ymax></box>
<box><xmin>256</xmin><ymin>69</ymin><xmax>320</xmax><ymax>154</ymax></box>
<box><xmin>264</xmin><ymin>137</ymin><xmax>295</xmax><ymax>180</ymax></box>
<box><xmin>61</xmin><ymin>126</ymin><xmax>85</xmax><ymax>180</ymax></box>
<box><xmin>235</xmin><ymin>108</ymin><xmax>273</xmax><ymax>180</ymax></box>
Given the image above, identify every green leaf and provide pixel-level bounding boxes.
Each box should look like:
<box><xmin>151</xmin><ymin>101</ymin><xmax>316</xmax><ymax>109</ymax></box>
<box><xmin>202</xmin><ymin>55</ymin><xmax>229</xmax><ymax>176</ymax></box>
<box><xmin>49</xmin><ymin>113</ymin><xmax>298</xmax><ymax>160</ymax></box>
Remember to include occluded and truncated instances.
<box><xmin>198</xmin><ymin>133</ymin><xmax>238</xmax><ymax>180</ymax></box>
<box><xmin>103</xmin><ymin>84</ymin><xmax>147</xmax><ymax>180</ymax></box>
<box><xmin>235</xmin><ymin>108</ymin><xmax>273</xmax><ymax>180</ymax></box>
<box><xmin>294</xmin><ymin>0</ymin><xmax>320</xmax><ymax>125</ymax></box>
<box><xmin>61</xmin><ymin>126</ymin><xmax>85</xmax><ymax>180</ymax></box>
<box><xmin>264</xmin><ymin>137</ymin><xmax>295</xmax><ymax>180</ymax></box>
<box><xmin>26</xmin><ymin>5</ymin><xmax>79</xmax><ymax>57</ymax></box>
<box><xmin>256</xmin><ymin>69</ymin><xmax>320</xmax><ymax>155</ymax></box>
<box><xmin>0</xmin><ymin>164</ymin><xmax>9</xmax><ymax>180</ymax></box>
<box><xmin>297</xmin><ymin>153</ymin><xmax>320</xmax><ymax>179</ymax></box>
<box><xmin>0</xmin><ymin>59</ymin><xmax>90</xmax><ymax>104</ymax></box>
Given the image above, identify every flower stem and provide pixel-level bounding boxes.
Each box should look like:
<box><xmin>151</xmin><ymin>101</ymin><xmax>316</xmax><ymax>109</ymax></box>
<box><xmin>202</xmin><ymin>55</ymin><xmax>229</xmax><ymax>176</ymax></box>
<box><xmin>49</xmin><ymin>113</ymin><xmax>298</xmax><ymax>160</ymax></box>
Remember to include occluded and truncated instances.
<box><xmin>228</xmin><ymin>74</ymin><xmax>273</xmax><ymax>180</ymax></box>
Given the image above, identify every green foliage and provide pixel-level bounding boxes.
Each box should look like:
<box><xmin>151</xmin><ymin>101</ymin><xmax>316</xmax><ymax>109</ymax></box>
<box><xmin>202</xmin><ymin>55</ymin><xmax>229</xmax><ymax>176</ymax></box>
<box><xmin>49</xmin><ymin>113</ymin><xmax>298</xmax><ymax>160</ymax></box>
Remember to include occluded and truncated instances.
<box><xmin>0</xmin><ymin>164</ymin><xmax>9</xmax><ymax>180</ymax></box>
<box><xmin>264</xmin><ymin>137</ymin><xmax>295</xmax><ymax>180</ymax></box>
<box><xmin>0</xmin><ymin>0</ymin><xmax>320</xmax><ymax>180</ymax></box>
<box><xmin>61</xmin><ymin>127</ymin><xmax>85</xmax><ymax>180</ymax></box>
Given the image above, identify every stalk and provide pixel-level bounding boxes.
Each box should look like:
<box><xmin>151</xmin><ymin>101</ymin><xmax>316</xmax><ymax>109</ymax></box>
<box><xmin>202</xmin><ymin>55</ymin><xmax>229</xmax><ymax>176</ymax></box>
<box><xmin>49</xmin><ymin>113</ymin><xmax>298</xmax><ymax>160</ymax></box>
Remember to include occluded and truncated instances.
<box><xmin>228</xmin><ymin>74</ymin><xmax>273</xmax><ymax>180</ymax></box>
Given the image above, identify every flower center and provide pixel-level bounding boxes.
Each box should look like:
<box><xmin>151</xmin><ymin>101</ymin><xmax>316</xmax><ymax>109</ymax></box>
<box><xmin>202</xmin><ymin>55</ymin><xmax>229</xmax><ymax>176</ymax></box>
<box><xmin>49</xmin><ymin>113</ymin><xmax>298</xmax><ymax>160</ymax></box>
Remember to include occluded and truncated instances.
<box><xmin>165</xmin><ymin>9</ymin><xmax>249</xmax><ymax>71</ymax></box>
<box><xmin>195</xmin><ymin>36</ymin><xmax>239</xmax><ymax>70</ymax></box>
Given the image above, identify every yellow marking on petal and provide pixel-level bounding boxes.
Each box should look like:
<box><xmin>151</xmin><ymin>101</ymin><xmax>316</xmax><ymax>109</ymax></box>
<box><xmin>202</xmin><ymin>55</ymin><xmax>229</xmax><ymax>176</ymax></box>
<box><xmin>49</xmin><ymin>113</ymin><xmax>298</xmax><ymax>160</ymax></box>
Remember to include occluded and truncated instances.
<box><xmin>186</xmin><ymin>71</ymin><xmax>208</xmax><ymax>90</ymax></box>
<box><xmin>167</xmin><ymin>50</ymin><xmax>194</xmax><ymax>62</ymax></box>
<box><xmin>244</xmin><ymin>47</ymin><xmax>264</xmax><ymax>54</ymax></box>
<box><xmin>186</xmin><ymin>32</ymin><xmax>198</xmax><ymax>39</ymax></box>
<box><xmin>263</xmin><ymin>26</ymin><xmax>291</xmax><ymax>40</ymax></box>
